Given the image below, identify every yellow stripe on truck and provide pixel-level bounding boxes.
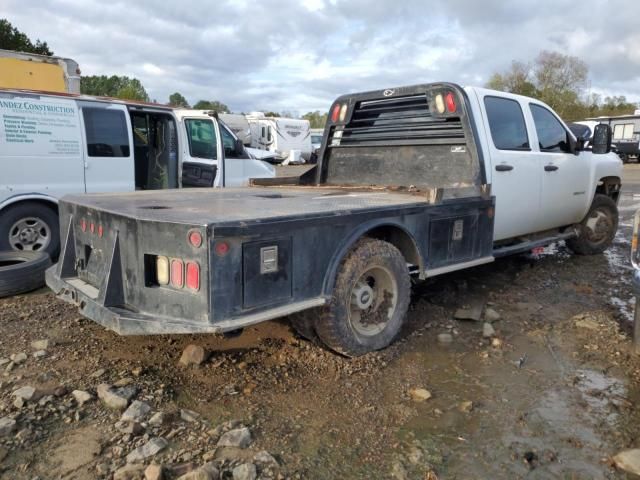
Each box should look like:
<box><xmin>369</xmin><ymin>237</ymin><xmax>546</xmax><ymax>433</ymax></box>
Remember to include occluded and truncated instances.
<box><xmin>0</xmin><ymin>58</ymin><xmax>67</xmax><ymax>93</ymax></box>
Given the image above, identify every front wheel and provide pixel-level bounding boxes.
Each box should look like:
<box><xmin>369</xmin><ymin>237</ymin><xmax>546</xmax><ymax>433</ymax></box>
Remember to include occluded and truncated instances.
<box><xmin>0</xmin><ymin>202</ymin><xmax>60</xmax><ymax>259</ymax></box>
<box><xmin>314</xmin><ymin>238</ymin><xmax>411</xmax><ymax>357</ymax></box>
<box><xmin>567</xmin><ymin>194</ymin><xmax>618</xmax><ymax>255</ymax></box>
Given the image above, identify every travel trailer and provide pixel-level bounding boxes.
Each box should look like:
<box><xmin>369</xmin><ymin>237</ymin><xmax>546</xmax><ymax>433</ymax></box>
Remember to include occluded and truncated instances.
<box><xmin>247</xmin><ymin>112</ymin><xmax>312</xmax><ymax>163</ymax></box>
<box><xmin>0</xmin><ymin>89</ymin><xmax>275</xmax><ymax>258</ymax></box>
<box><xmin>584</xmin><ymin>114</ymin><xmax>640</xmax><ymax>163</ymax></box>
<box><xmin>219</xmin><ymin>113</ymin><xmax>251</xmax><ymax>146</ymax></box>
<box><xmin>0</xmin><ymin>48</ymin><xmax>80</xmax><ymax>94</ymax></box>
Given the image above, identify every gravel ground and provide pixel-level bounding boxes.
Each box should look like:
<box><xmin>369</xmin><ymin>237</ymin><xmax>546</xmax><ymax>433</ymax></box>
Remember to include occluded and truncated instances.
<box><xmin>1</xmin><ymin>166</ymin><xmax>640</xmax><ymax>479</ymax></box>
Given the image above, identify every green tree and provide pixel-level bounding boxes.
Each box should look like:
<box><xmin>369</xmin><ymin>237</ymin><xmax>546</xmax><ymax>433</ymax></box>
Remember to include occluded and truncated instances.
<box><xmin>485</xmin><ymin>50</ymin><xmax>625</xmax><ymax>121</ymax></box>
<box><xmin>81</xmin><ymin>75</ymin><xmax>149</xmax><ymax>102</ymax></box>
<box><xmin>193</xmin><ymin>100</ymin><xmax>229</xmax><ymax>112</ymax></box>
<box><xmin>168</xmin><ymin>92</ymin><xmax>190</xmax><ymax>108</ymax></box>
<box><xmin>302</xmin><ymin>110</ymin><xmax>328</xmax><ymax>129</ymax></box>
<box><xmin>263</xmin><ymin>111</ymin><xmax>281</xmax><ymax>117</ymax></box>
<box><xmin>0</xmin><ymin>18</ymin><xmax>53</xmax><ymax>55</ymax></box>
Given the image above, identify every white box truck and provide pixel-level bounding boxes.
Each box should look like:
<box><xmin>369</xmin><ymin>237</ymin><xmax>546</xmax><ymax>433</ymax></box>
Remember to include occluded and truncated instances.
<box><xmin>247</xmin><ymin>112</ymin><xmax>312</xmax><ymax>163</ymax></box>
<box><xmin>0</xmin><ymin>49</ymin><xmax>81</xmax><ymax>94</ymax></box>
<box><xmin>0</xmin><ymin>89</ymin><xmax>275</xmax><ymax>258</ymax></box>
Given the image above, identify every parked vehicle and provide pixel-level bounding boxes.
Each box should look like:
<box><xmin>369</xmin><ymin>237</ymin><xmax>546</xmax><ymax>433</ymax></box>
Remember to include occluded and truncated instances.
<box><xmin>46</xmin><ymin>82</ymin><xmax>621</xmax><ymax>356</ymax></box>
<box><xmin>0</xmin><ymin>89</ymin><xmax>275</xmax><ymax>258</ymax></box>
<box><xmin>219</xmin><ymin>113</ymin><xmax>251</xmax><ymax>146</ymax></box>
<box><xmin>247</xmin><ymin>112</ymin><xmax>311</xmax><ymax>163</ymax></box>
<box><xmin>584</xmin><ymin>114</ymin><xmax>640</xmax><ymax>163</ymax></box>
<box><xmin>0</xmin><ymin>49</ymin><xmax>80</xmax><ymax>94</ymax></box>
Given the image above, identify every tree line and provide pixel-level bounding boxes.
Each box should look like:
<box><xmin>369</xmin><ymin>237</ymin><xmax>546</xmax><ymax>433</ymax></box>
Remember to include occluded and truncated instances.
<box><xmin>3</xmin><ymin>18</ymin><xmax>636</xmax><ymax>125</ymax></box>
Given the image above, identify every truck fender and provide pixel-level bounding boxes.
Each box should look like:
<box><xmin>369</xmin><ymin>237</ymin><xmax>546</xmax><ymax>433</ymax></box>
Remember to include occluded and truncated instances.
<box><xmin>322</xmin><ymin>220</ymin><xmax>424</xmax><ymax>296</ymax></box>
<box><xmin>0</xmin><ymin>193</ymin><xmax>59</xmax><ymax>213</ymax></box>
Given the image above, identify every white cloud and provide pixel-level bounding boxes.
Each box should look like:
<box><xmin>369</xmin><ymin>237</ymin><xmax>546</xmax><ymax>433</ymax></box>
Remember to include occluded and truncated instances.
<box><xmin>1</xmin><ymin>0</ymin><xmax>638</xmax><ymax>112</ymax></box>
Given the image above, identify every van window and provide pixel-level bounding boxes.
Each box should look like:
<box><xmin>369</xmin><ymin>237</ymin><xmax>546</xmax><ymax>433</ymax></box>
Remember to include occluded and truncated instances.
<box><xmin>185</xmin><ymin>119</ymin><xmax>217</xmax><ymax>159</ymax></box>
<box><xmin>529</xmin><ymin>104</ymin><xmax>570</xmax><ymax>153</ymax></box>
<box><xmin>267</xmin><ymin>126</ymin><xmax>273</xmax><ymax>142</ymax></box>
<box><xmin>83</xmin><ymin>108</ymin><xmax>130</xmax><ymax>157</ymax></box>
<box><xmin>484</xmin><ymin>97</ymin><xmax>530</xmax><ymax>150</ymax></box>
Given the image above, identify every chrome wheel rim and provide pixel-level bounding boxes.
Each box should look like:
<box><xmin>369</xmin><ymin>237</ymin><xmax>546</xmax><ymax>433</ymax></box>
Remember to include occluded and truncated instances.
<box><xmin>584</xmin><ymin>208</ymin><xmax>613</xmax><ymax>245</ymax></box>
<box><xmin>9</xmin><ymin>217</ymin><xmax>51</xmax><ymax>251</ymax></box>
<box><xmin>348</xmin><ymin>266</ymin><xmax>398</xmax><ymax>337</ymax></box>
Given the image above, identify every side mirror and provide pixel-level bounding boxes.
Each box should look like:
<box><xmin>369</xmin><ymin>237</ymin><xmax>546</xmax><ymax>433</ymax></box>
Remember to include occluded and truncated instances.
<box><xmin>234</xmin><ymin>138</ymin><xmax>244</xmax><ymax>155</ymax></box>
<box><xmin>592</xmin><ymin>124</ymin><xmax>612</xmax><ymax>154</ymax></box>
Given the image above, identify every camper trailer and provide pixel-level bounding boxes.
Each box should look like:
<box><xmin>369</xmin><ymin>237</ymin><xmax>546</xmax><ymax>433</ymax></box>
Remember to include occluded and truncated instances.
<box><xmin>247</xmin><ymin>112</ymin><xmax>311</xmax><ymax>164</ymax></box>
<box><xmin>0</xmin><ymin>49</ymin><xmax>80</xmax><ymax>94</ymax></box>
<box><xmin>219</xmin><ymin>113</ymin><xmax>251</xmax><ymax>146</ymax></box>
<box><xmin>585</xmin><ymin>113</ymin><xmax>640</xmax><ymax>163</ymax></box>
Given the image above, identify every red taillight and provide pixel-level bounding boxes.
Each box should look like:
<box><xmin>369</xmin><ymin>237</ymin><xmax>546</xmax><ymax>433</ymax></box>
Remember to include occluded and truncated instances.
<box><xmin>186</xmin><ymin>262</ymin><xmax>200</xmax><ymax>291</ymax></box>
<box><xmin>215</xmin><ymin>241</ymin><xmax>229</xmax><ymax>256</ymax></box>
<box><xmin>80</xmin><ymin>219</ymin><xmax>86</xmax><ymax>232</ymax></box>
<box><xmin>188</xmin><ymin>230</ymin><xmax>202</xmax><ymax>248</ymax></box>
<box><xmin>170</xmin><ymin>259</ymin><xmax>184</xmax><ymax>288</ymax></box>
<box><xmin>331</xmin><ymin>104</ymin><xmax>341</xmax><ymax>122</ymax></box>
<box><xmin>98</xmin><ymin>225</ymin><xmax>103</xmax><ymax>238</ymax></box>
<box><xmin>445</xmin><ymin>92</ymin><xmax>457</xmax><ymax>113</ymax></box>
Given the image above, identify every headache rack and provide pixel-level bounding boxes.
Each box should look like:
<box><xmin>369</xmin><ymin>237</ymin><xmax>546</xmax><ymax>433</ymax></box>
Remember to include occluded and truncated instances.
<box><xmin>333</xmin><ymin>93</ymin><xmax>465</xmax><ymax>147</ymax></box>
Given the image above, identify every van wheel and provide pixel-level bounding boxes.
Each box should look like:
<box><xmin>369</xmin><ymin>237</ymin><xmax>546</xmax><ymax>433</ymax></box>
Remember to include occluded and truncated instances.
<box><xmin>0</xmin><ymin>202</ymin><xmax>60</xmax><ymax>259</ymax></box>
<box><xmin>0</xmin><ymin>251</ymin><xmax>52</xmax><ymax>298</ymax></box>
<box><xmin>315</xmin><ymin>239</ymin><xmax>411</xmax><ymax>357</ymax></box>
<box><xmin>567</xmin><ymin>194</ymin><xmax>618</xmax><ymax>255</ymax></box>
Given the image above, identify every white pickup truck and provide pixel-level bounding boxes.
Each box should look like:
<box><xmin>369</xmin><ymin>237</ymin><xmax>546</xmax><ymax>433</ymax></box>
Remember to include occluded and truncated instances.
<box><xmin>0</xmin><ymin>89</ymin><xmax>275</xmax><ymax>258</ymax></box>
<box><xmin>46</xmin><ymin>82</ymin><xmax>622</xmax><ymax>356</ymax></box>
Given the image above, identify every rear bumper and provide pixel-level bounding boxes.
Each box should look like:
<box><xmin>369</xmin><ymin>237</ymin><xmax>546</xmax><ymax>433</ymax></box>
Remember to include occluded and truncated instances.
<box><xmin>45</xmin><ymin>266</ymin><xmax>221</xmax><ymax>335</ymax></box>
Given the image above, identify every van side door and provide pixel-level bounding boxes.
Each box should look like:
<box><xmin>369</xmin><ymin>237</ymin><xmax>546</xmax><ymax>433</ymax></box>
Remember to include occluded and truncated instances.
<box><xmin>181</xmin><ymin>117</ymin><xmax>221</xmax><ymax>188</ymax></box>
<box><xmin>79</xmin><ymin>102</ymin><xmax>135</xmax><ymax>193</ymax></box>
<box><xmin>476</xmin><ymin>93</ymin><xmax>543</xmax><ymax>241</ymax></box>
<box><xmin>528</xmin><ymin>103</ymin><xmax>591</xmax><ymax>229</ymax></box>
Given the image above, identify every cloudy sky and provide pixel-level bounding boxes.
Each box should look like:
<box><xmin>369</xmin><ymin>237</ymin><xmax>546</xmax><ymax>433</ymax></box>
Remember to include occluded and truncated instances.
<box><xmin>2</xmin><ymin>0</ymin><xmax>639</xmax><ymax>114</ymax></box>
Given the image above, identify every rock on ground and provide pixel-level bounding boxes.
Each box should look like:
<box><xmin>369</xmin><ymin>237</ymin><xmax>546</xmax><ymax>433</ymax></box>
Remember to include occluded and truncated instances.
<box><xmin>180</xmin><ymin>409</ymin><xmax>200</xmax><ymax>423</ymax></box>
<box><xmin>12</xmin><ymin>386</ymin><xmax>38</xmax><ymax>402</ymax></box>
<box><xmin>0</xmin><ymin>417</ymin><xmax>16</xmax><ymax>437</ymax></box>
<box><xmin>408</xmin><ymin>388</ymin><xmax>432</xmax><ymax>402</ymax></box>
<box><xmin>97</xmin><ymin>383</ymin><xmax>135</xmax><ymax>410</ymax></box>
<box><xmin>126</xmin><ymin>437</ymin><xmax>168</xmax><ymax>463</ymax></box>
<box><xmin>145</xmin><ymin>463</ymin><xmax>164</xmax><ymax>480</ymax></box>
<box><xmin>613</xmin><ymin>449</ymin><xmax>640</xmax><ymax>475</ymax></box>
<box><xmin>437</xmin><ymin>333</ymin><xmax>453</xmax><ymax>344</ymax></box>
<box><xmin>177</xmin><ymin>463</ymin><xmax>219</xmax><ymax>480</ymax></box>
<box><xmin>10</xmin><ymin>352</ymin><xmax>27</xmax><ymax>364</ymax></box>
<box><xmin>232</xmin><ymin>463</ymin><xmax>256</xmax><ymax>480</ymax></box>
<box><xmin>253</xmin><ymin>450</ymin><xmax>278</xmax><ymax>466</ymax></box>
<box><xmin>179</xmin><ymin>345</ymin><xmax>209</xmax><ymax>366</ymax></box>
<box><xmin>454</xmin><ymin>303</ymin><xmax>483</xmax><ymax>321</ymax></box>
<box><xmin>483</xmin><ymin>322</ymin><xmax>496</xmax><ymax>338</ymax></box>
<box><xmin>484</xmin><ymin>307</ymin><xmax>501</xmax><ymax>322</ymax></box>
<box><xmin>122</xmin><ymin>400</ymin><xmax>152</xmax><ymax>422</ymax></box>
<box><xmin>217</xmin><ymin>427</ymin><xmax>252</xmax><ymax>448</ymax></box>
<box><xmin>31</xmin><ymin>339</ymin><xmax>50</xmax><ymax>350</ymax></box>
<box><xmin>114</xmin><ymin>463</ymin><xmax>146</xmax><ymax>480</ymax></box>
<box><xmin>72</xmin><ymin>390</ymin><xmax>93</xmax><ymax>406</ymax></box>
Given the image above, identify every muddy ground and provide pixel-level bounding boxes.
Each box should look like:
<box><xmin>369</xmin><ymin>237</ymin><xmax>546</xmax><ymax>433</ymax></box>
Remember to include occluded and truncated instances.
<box><xmin>2</xmin><ymin>166</ymin><xmax>640</xmax><ymax>479</ymax></box>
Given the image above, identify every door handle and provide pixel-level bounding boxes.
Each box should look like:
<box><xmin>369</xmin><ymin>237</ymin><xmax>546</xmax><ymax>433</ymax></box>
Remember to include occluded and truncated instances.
<box><xmin>495</xmin><ymin>164</ymin><xmax>514</xmax><ymax>172</ymax></box>
<box><xmin>544</xmin><ymin>165</ymin><xmax>559</xmax><ymax>172</ymax></box>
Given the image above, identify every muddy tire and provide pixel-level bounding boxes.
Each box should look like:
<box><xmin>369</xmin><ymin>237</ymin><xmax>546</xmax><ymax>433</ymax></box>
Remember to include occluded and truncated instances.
<box><xmin>0</xmin><ymin>202</ymin><xmax>60</xmax><ymax>259</ymax></box>
<box><xmin>289</xmin><ymin>309</ymin><xmax>321</xmax><ymax>343</ymax></box>
<box><xmin>0</xmin><ymin>251</ymin><xmax>52</xmax><ymax>298</ymax></box>
<box><xmin>314</xmin><ymin>238</ymin><xmax>411</xmax><ymax>357</ymax></box>
<box><xmin>567</xmin><ymin>194</ymin><xmax>618</xmax><ymax>255</ymax></box>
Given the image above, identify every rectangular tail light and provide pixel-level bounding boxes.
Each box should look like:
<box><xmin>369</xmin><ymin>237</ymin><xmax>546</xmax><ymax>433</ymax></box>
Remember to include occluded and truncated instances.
<box><xmin>156</xmin><ymin>256</ymin><xmax>169</xmax><ymax>285</ymax></box>
<box><xmin>170</xmin><ymin>259</ymin><xmax>184</xmax><ymax>288</ymax></box>
<box><xmin>185</xmin><ymin>262</ymin><xmax>200</xmax><ymax>291</ymax></box>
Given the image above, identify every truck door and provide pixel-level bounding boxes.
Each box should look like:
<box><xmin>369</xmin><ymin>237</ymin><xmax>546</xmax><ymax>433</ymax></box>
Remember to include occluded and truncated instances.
<box><xmin>478</xmin><ymin>94</ymin><xmax>543</xmax><ymax>241</ymax></box>
<box><xmin>527</xmin><ymin>103</ymin><xmax>591</xmax><ymax>229</ymax></box>
<box><xmin>181</xmin><ymin>117</ymin><xmax>221</xmax><ymax>187</ymax></box>
<box><xmin>79</xmin><ymin>102</ymin><xmax>135</xmax><ymax>193</ymax></box>
<box><xmin>218</xmin><ymin>123</ymin><xmax>275</xmax><ymax>186</ymax></box>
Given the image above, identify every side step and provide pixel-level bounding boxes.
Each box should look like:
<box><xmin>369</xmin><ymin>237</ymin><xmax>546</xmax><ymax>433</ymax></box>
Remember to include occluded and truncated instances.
<box><xmin>493</xmin><ymin>231</ymin><xmax>576</xmax><ymax>258</ymax></box>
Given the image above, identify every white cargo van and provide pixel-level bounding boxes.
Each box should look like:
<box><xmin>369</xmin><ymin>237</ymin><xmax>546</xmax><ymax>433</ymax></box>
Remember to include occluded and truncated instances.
<box><xmin>247</xmin><ymin>112</ymin><xmax>312</xmax><ymax>163</ymax></box>
<box><xmin>0</xmin><ymin>89</ymin><xmax>275</xmax><ymax>257</ymax></box>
